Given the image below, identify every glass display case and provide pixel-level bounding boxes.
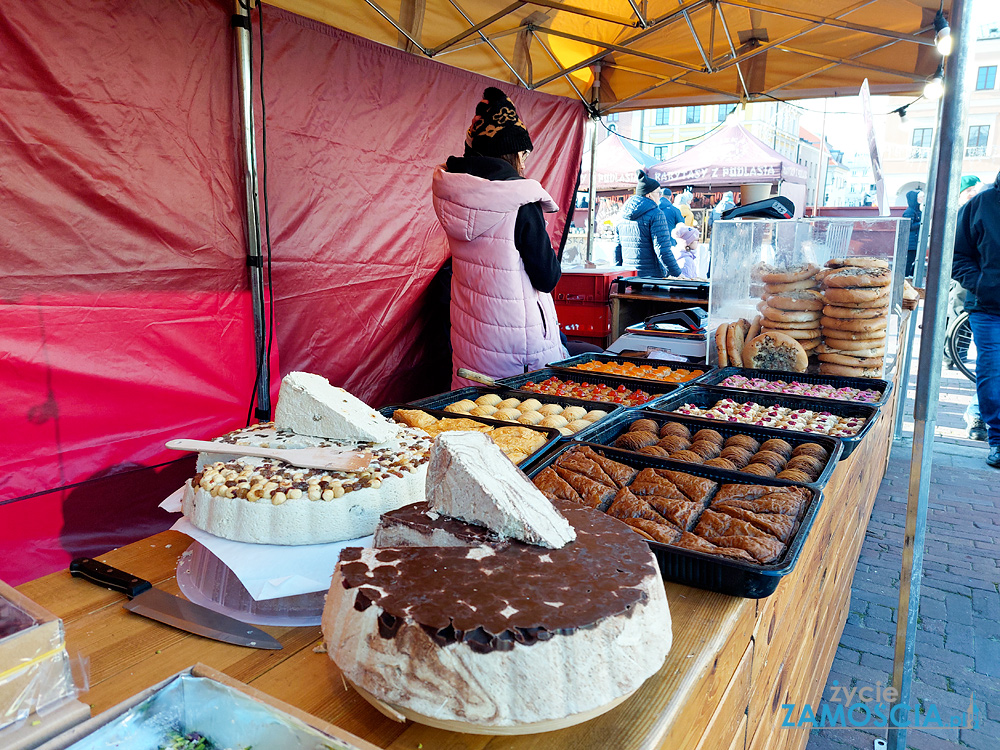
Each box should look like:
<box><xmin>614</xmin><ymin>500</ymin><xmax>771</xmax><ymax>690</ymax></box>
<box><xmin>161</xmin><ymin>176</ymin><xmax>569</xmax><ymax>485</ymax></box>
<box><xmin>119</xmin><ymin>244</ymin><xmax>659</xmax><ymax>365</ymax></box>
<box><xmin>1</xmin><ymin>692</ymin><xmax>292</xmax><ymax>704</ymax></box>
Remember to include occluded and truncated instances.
<box><xmin>707</xmin><ymin>217</ymin><xmax>907</xmax><ymax>377</ymax></box>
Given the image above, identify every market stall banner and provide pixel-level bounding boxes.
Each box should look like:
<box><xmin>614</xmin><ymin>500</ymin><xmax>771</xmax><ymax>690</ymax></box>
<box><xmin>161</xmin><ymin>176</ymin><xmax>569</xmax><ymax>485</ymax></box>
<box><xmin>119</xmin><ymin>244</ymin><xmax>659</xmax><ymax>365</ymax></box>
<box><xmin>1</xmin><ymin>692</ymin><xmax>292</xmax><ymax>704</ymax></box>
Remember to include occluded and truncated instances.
<box><xmin>650</xmin><ymin>123</ymin><xmax>808</xmax><ymax>187</ymax></box>
<box><xmin>0</xmin><ymin>1</ymin><xmax>584</xmax><ymax>584</ymax></box>
<box><xmin>259</xmin><ymin>9</ymin><xmax>586</xmax><ymax>403</ymax></box>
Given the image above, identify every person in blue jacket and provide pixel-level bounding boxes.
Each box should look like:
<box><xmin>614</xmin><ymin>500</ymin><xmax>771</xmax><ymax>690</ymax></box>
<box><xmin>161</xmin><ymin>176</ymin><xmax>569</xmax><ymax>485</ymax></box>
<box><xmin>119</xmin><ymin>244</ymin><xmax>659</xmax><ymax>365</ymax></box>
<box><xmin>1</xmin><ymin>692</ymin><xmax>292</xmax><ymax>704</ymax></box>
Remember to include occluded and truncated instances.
<box><xmin>952</xmin><ymin>171</ymin><xmax>1000</xmax><ymax>468</ymax></box>
<box><xmin>614</xmin><ymin>170</ymin><xmax>682</xmax><ymax>277</ymax></box>
<box><xmin>658</xmin><ymin>187</ymin><xmax>685</xmax><ymax>241</ymax></box>
<box><xmin>902</xmin><ymin>188</ymin><xmax>923</xmax><ymax>276</ymax></box>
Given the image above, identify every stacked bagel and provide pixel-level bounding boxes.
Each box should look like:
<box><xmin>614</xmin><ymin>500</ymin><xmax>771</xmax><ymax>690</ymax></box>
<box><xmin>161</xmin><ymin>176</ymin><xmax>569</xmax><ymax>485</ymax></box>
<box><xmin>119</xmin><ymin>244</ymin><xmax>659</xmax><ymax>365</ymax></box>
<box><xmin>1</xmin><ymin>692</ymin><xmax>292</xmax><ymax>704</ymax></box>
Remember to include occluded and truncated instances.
<box><xmin>756</xmin><ymin>263</ymin><xmax>822</xmax><ymax>360</ymax></box>
<box><xmin>816</xmin><ymin>258</ymin><xmax>891</xmax><ymax>377</ymax></box>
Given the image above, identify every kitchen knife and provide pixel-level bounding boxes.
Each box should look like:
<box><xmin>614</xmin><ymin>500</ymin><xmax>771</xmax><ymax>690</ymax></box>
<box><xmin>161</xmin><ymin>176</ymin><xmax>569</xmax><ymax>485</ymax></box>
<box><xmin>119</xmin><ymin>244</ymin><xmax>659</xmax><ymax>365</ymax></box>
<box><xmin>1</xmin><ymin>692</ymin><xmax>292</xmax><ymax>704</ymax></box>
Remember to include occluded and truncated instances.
<box><xmin>69</xmin><ymin>558</ymin><xmax>283</xmax><ymax>650</ymax></box>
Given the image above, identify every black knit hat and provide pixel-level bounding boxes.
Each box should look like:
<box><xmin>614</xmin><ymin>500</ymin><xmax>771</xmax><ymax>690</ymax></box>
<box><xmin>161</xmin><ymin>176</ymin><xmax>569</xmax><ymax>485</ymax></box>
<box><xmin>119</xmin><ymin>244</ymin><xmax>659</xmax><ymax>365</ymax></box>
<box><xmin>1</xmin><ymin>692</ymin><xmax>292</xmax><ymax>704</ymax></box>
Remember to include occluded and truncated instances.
<box><xmin>465</xmin><ymin>87</ymin><xmax>533</xmax><ymax>157</ymax></box>
<box><xmin>635</xmin><ymin>170</ymin><xmax>660</xmax><ymax>196</ymax></box>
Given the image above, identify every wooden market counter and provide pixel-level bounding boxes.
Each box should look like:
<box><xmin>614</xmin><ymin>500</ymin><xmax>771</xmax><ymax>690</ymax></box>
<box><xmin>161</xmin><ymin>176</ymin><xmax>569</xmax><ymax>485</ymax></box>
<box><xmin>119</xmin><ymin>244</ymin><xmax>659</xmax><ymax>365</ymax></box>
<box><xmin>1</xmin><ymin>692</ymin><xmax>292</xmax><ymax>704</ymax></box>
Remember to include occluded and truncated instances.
<box><xmin>17</xmin><ymin>385</ymin><xmax>899</xmax><ymax>750</ymax></box>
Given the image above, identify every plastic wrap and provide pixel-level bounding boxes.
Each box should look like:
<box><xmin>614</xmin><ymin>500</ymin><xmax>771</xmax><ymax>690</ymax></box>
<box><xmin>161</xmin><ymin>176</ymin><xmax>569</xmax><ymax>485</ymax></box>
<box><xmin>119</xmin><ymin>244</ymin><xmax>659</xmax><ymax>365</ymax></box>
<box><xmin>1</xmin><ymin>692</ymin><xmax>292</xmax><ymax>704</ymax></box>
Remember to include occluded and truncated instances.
<box><xmin>0</xmin><ymin>584</ymin><xmax>77</xmax><ymax>732</ymax></box>
<box><xmin>60</xmin><ymin>673</ymin><xmax>360</xmax><ymax>750</ymax></box>
<box><xmin>707</xmin><ymin>217</ymin><xmax>907</xmax><ymax>375</ymax></box>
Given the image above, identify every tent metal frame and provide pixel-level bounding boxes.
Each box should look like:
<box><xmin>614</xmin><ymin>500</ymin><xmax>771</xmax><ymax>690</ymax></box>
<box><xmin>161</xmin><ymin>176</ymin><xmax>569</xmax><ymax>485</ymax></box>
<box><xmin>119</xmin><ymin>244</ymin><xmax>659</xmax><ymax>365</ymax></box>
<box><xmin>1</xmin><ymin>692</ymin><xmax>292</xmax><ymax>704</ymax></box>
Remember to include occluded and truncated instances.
<box><xmin>353</xmin><ymin>0</ymin><xmax>938</xmax><ymax>115</ymax></box>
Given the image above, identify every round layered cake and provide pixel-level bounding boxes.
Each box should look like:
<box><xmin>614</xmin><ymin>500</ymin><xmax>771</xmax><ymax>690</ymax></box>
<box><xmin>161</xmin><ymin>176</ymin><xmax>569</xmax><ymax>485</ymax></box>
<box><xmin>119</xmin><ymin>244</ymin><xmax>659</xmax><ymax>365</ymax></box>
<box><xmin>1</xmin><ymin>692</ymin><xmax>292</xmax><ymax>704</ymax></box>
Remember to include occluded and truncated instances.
<box><xmin>322</xmin><ymin>498</ymin><xmax>671</xmax><ymax>731</ymax></box>
<box><xmin>181</xmin><ymin>424</ymin><xmax>431</xmax><ymax>545</ymax></box>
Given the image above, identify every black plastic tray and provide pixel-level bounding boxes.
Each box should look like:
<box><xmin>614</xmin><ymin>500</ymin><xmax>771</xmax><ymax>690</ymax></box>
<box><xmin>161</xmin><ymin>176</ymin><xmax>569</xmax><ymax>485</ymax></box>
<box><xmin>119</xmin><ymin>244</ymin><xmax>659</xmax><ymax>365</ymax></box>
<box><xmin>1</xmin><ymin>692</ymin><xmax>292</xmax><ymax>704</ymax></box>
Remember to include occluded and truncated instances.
<box><xmin>378</xmin><ymin>405</ymin><xmax>560</xmax><ymax>472</ymax></box>
<box><xmin>648</xmin><ymin>386</ymin><xmax>879</xmax><ymax>459</ymax></box>
<box><xmin>696</xmin><ymin>367</ymin><xmax>892</xmax><ymax>407</ymax></box>
<box><xmin>527</xmin><ymin>443</ymin><xmax>823</xmax><ymax>598</ymax></box>
<box><xmin>547</xmin><ymin>352</ymin><xmax>715</xmax><ymax>388</ymax></box>
<box><xmin>407</xmin><ymin>386</ymin><xmax>624</xmax><ymax>443</ymax></box>
<box><xmin>575</xmin><ymin>408</ymin><xmax>844</xmax><ymax>490</ymax></box>
<box><xmin>495</xmin><ymin>368</ymin><xmax>683</xmax><ymax>409</ymax></box>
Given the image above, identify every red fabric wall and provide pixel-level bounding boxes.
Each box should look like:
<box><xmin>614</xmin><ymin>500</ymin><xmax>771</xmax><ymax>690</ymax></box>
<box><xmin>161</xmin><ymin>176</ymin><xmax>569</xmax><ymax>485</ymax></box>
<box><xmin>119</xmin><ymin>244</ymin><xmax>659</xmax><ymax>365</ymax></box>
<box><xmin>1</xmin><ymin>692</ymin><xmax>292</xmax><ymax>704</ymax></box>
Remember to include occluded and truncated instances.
<box><xmin>259</xmin><ymin>10</ymin><xmax>586</xmax><ymax>404</ymax></box>
<box><xmin>0</xmin><ymin>1</ymin><xmax>585</xmax><ymax>585</ymax></box>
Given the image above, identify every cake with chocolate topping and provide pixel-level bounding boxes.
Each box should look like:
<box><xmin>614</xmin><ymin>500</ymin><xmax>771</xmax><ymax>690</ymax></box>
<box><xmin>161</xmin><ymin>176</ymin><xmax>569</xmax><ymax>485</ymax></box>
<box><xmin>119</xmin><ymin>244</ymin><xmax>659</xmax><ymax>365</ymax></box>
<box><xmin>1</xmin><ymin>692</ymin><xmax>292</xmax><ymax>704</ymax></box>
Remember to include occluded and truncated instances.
<box><xmin>322</xmin><ymin>432</ymin><xmax>671</xmax><ymax>730</ymax></box>
<box><xmin>180</xmin><ymin>373</ymin><xmax>431</xmax><ymax>545</ymax></box>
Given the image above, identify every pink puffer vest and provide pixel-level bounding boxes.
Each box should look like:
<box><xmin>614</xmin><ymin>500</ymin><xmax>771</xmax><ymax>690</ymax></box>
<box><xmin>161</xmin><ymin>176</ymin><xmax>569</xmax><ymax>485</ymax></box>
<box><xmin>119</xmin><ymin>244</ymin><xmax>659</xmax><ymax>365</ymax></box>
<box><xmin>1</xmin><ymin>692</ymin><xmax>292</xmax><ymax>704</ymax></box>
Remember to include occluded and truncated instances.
<box><xmin>432</xmin><ymin>167</ymin><xmax>568</xmax><ymax>388</ymax></box>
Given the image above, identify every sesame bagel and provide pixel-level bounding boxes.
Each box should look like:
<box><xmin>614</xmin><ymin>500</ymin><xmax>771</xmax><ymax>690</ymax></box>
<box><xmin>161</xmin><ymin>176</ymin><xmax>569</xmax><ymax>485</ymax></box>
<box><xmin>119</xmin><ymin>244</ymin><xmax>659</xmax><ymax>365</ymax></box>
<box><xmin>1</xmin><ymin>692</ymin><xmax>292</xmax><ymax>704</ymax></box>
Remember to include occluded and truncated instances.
<box><xmin>822</xmin><ymin>305</ymin><xmax>890</xmax><ymax>320</ymax></box>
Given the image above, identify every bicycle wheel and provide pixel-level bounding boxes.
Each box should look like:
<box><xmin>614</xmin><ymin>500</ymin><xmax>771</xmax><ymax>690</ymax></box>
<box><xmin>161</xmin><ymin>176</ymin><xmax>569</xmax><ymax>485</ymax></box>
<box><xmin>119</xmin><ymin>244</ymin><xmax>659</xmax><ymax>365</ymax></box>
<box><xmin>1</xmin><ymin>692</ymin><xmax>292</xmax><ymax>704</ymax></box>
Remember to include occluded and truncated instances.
<box><xmin>946</xmin><ymin>312</ymin><xmax>977</xmax><ymax>382</ymax></box>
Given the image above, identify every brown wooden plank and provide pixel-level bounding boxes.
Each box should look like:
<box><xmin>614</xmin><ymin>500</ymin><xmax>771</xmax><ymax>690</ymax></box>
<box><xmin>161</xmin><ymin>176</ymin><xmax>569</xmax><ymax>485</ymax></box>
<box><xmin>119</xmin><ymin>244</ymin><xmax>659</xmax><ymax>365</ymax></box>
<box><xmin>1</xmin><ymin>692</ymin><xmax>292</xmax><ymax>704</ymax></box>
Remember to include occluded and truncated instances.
<box><xmin>728</xmin><ymin>712</ymin><xmax>749</xmax><ymax>750</ymax></box>
<box><xmin>694</xmin><ymin>639</ymin><xmax>752</xmax><ymax>750</ymax></box>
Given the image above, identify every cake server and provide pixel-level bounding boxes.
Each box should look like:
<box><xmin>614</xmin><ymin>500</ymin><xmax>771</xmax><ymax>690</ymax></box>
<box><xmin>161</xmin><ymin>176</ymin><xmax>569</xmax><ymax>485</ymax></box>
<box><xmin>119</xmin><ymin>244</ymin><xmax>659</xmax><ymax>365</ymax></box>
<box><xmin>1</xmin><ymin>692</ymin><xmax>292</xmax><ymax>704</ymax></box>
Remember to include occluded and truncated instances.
<box><xmin>70</xmin><ymin>558</ymin><xmax>283</xmax><ymax>649</ymax></box>
<box><xmin>165</xmin><ymin>438</ymin><xmax>372</xmax><ymax>472</ymax></box>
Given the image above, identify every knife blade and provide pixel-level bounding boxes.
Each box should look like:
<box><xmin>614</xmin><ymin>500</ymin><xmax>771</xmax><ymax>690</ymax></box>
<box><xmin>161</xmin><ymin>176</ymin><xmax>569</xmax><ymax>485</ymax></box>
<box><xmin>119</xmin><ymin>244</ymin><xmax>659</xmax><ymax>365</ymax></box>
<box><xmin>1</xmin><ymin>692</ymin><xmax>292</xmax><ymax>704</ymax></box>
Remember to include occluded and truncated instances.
<box><xmin>69</xmin><ymin>557</ymin><xmax>283</xmax><ymax>650</ymax></box>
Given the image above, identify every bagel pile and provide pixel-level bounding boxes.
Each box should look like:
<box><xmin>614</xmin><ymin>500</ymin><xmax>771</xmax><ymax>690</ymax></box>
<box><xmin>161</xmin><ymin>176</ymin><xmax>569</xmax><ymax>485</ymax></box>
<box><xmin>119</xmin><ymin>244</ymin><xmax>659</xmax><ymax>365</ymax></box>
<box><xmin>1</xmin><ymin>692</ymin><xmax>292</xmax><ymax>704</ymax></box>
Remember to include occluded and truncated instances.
<box><xmin>816</xmin><ymin>258</ymin><xmax>891</xmax><ymax>378</ymax></box>
<box><xmin>755</xmin><ymin>263</ymin><xmax>822</xmax><ymax>359</ymax></box>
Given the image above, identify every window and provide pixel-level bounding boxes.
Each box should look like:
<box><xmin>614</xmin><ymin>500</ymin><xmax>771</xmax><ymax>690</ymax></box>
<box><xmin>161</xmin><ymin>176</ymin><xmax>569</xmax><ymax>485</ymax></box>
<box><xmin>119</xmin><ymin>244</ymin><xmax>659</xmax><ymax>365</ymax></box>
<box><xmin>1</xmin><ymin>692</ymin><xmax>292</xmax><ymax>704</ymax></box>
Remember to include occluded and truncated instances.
<box><xmin>655</xmin><ymin>108</ymin><xmax>670</xmax><ymax>126</ymax></box>
<box><xmin>976</xmin><ymin>66</ymin><xmax>996</xmax><ymax>90</ymax></box>
<box><xmin>969</xmin><ymin>125</ymin><xmax>990</xmax><ymax>148</ymax></box>
<box><xmin>718</xmin><ymin>104</ymin><xmax>731</xmax><ymax>122</ymax></box>
<box><xmin>686</xmin><ymin>106</ymin><xmax>701</xmax><ymax>124</ymax></box>
<box><xmin>654</xmin><ymin>146</ymin><xmax>667</xmax><ymax>160</ymax></box>
<box><xmin>910</xmin><ymin>128</ymin><xmax>933</xmax><ymax>158</ymax></box>
<box><xmin>606</xmin><ymin>112</ymin><xmax>619</xmax><ymax>123</ymax></box>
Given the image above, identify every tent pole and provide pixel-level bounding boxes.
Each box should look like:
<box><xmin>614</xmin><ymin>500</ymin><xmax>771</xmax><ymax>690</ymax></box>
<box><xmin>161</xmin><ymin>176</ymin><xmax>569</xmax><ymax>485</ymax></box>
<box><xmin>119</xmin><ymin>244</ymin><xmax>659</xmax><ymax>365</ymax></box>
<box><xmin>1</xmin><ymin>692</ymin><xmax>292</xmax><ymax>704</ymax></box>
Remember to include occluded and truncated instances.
<box><xmin>886</xmin><ymin>0</ymin><xmax>972</xmax><ymax>746</ymax></box>
<box><xmin>585</xmin><ymin>65</ymin><xmax>600</xmax><ymax>264</ymax></box>
<box><xmin>234</xmin><ymin>0</ymin><xmax>271</xmax><ymax>420</ymax></box>
<box><xmin>812</xmin><ymin>98</ymin><xmax>827</xmax><ymax>215</ymax></box>
<box><xmin>894</xmin><ymin>99</ymin><xmax>942</xmax><ymax>441</ymax></box>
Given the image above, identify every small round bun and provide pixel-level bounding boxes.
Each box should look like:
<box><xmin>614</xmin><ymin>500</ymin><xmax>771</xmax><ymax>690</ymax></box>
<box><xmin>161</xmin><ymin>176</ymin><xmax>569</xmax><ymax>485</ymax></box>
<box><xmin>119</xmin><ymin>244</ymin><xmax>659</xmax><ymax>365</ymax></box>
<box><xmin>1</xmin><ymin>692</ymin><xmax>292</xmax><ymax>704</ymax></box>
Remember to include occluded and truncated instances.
<box><xmin>497</xmin><ymin>397</ymin><xmax>522</xmax><ymax>409</ymax></box>
<box><xmin>445</xmin><ymin>399</ymin><xmax>477</xmax><ymax>413</ymax></box>
<box><xmin>764</xmin><ymin>279</ymin><xmax>820</xmax><ymax>294</ymax></box>
<box><xmin>719</xmin><ymin>446</ymin><xmax>754</xmax><ymax>468</ymax></box>
<box><xmin>517</xmin><ymin>399</ymin><xmax>543</xmax><ymax>412</ymax></box>
<box><xmin>742</xmin><ymin>462</ymin><xmax>777</xmax><ymax>477</ymax></box>
<box><xmin>583</xmin><ymin>409</ymin><xmax>608</xmax><ymax>422</ymax></box>
<box><xmin>629</xmin><ymin>418</ymin><xmax>660</xmax><ymax>434</ymax></box>
<box><xmin>562</xmin><ymin>406</ymin><xmax>588</xmax><ymax>421</ymax></box>
<box><xmin>475</xmin><ymin>394</ymin><xmax>503</xmax><ymax>407</ymax></box>
<box><xmin>822</xmin><ymin>305</ymin><xmax>889</xmax><ymax>320</ymax></box>
<box><xmin>516</xmin><ymin>411</ymin><xmax>544</xmax><ymax>425</ymax></box>
<box><xmin>761</xmin><ymin>306</ymin><xmax>822</xmax><ymax>323</ymax></box>
<box><xmin>792</xmin><ymin>443</ymin><xmax>829</xmax><ymax>461</ymax></box>
<box><xmin>638</xmin><ymin>445</ymin><xmax>670</xmax><ymax>457</ymax></box>
<box><xmin>766</xmin><ymin>291</ymin><xmax>824</xmax><ymax>311</ymax></box>
<box><xmin>469</xmin><ymin>405</ymin><xmax>497</xmax><ymax>417</ymax></box>
<box><xmin>688</xmin><ymin>440</ymin><xmax>722</xmax><ymax>460</ymax></box>
<box><xmin>693</xmin><ymin>428</ymin><xmax>724</xmax><ymax>445</ymax></box>
<box><xmin>615</xmin><ymin>430</ymin><xmax>658</xmax><ymax>450</ymax></box>
<box><xmin>776</xmin><ymin>469</ymin><xmax>812</xmax><ymax>482</ymax></box>
<box><xmin>759</xmin><ymin>263</ymin><xmax>819</xmax><ymax>283</ymax></box>
<box><xmin>703</xmin><ymin>458</ymin><xmax>738</xmax><ymax>471</ymax></box>
<box><xmin>566</xmin><ymin>419</ymin><xmax>592</xmax><ymax>433</ymax></box>
<box><xmin>725</xmin><ymin>434</ymin><xmax>760</xmax><ymax>453</ymax></box>
<box><xmin>760</xmin><ymin>438</ymin><xmax>793</xmax><ymax>458</ymax></box>
<box><xmin>823</xmin><ymin>286</ymin><xmax>890</xmax><ymax>304</ymax></box>
<box><xmin>536</xmin><ymin>403</ymin><xmax>564</xmax><ymax>416</ymax></box>
<box><xmin>493</xmin><ymin>408</ymin><xmax>522</xmax><ymax>421</ymax></box>
<box><xmin>823</xmin><ymin>267</ymin><xmax>892</xmax><ymax>288</ymax></box>
<box><xmin>670</xmin><ymin>450</ymin><xmax>705</xmax><ymax>464</ymax></box>
<box><xmin>539</xmin><ymin>415</ymin><xmax>569</xmax><ymax>429</ymax></box>
<box><xmin>825</xmin><ymin>257</ymin><xmax>889</xmax><ymax>270</ymax></box>
<box><xmin>657</xmin><ymin>435</ymin><xmax>692</xmax><ymax>452</ymax></box>
<box><xmin>817</xmin><ymin>353</ymin><xmax>885</xmax><ymax>368</ymax></box>
<box><xmin>659</xmin><ymin>422</ymin><xmax>691</xmax><ymax>439</ymax></box>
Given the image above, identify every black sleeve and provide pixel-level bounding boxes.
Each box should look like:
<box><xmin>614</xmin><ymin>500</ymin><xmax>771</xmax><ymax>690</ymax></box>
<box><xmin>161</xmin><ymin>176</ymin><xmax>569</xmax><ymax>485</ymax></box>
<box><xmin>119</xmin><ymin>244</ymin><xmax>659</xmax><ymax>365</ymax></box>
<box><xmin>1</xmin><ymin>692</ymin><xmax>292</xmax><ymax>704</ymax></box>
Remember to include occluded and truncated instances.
<box><xmin>514</xmin><ymin>202</ymin><xmax>561</xmax><ymax>293</ymax></box>
<box><xmin>952</xmin><ymin>201</ymin><xmax>982</xmax><ymax>293</ymax></box>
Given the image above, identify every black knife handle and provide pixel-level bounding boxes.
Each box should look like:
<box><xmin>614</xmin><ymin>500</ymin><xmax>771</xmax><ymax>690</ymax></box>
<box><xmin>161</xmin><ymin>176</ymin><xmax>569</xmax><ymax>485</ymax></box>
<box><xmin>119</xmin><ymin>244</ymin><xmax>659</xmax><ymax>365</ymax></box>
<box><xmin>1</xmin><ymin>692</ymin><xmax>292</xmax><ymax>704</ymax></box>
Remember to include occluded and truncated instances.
<box><xmin>70</xmin><ymin>558</ymin><xmax>153</xmax><ymax>599</ymax></box>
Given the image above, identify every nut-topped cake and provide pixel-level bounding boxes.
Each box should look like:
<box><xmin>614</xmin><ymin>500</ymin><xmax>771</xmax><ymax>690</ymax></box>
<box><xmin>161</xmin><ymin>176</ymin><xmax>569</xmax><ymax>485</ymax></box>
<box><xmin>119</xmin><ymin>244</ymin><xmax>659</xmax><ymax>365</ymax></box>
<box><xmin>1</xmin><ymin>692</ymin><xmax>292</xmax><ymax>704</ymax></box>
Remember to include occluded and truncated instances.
<box><xmin>181</xmin><ymin>373</ymin><xmax>431</xmax><ymax>545</ymax></box>
<box><xmin>322</xmin><ymin>432</ymin><xmax>671</xmax><ymax>730</ymax></box>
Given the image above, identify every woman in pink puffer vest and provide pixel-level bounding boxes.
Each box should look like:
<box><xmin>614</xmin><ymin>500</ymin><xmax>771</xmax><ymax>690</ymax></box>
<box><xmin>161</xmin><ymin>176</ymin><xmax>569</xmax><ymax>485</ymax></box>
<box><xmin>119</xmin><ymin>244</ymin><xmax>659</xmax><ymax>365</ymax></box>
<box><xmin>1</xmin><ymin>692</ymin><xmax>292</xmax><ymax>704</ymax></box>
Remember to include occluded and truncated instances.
<box><xmin>432</xmin><ymin>87</ymin><xmax>568</xmax><ymax>388</ymax></box>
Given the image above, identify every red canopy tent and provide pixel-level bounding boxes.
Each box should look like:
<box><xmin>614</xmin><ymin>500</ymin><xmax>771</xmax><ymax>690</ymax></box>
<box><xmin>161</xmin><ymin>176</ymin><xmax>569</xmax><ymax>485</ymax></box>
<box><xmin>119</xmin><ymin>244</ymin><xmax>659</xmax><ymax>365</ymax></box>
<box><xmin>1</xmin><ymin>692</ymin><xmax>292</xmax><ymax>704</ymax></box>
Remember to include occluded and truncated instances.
<box><xmin>579</xmin><ymin>133</ymin><xmax>660</xmax><ymax>192</ymax></box>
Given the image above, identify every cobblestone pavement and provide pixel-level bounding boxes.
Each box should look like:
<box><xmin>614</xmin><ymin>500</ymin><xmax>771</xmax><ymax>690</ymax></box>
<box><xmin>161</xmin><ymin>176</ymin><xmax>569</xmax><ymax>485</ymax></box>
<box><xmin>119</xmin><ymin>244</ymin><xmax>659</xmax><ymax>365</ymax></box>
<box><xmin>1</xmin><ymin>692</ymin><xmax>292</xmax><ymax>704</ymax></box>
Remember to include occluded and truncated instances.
<box><xmin>805</xmin><ymin>337</ymin><xmax>999</xmax><ymax>749</ymax></box>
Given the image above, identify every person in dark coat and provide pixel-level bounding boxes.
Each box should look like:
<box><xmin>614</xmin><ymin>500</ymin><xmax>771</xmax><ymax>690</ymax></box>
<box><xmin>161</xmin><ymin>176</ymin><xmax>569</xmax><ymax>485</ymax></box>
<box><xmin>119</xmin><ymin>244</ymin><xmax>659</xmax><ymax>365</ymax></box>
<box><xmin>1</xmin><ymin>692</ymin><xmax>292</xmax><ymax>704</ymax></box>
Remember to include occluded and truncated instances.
<box><xmin>614</xmin><ymin>170</ymin><xmax>682</xmax><ymax>277</ymax></box>
<box><xmin>902</xmin><ymin>188</ymin><xmax>923</xmax><ymax>276</ymax></box>
<box><xmin>658</xmin><ymin>187</ymin><xmax>685</xmax><ymax>244</ymax></box>
<box><xmin>952</xmin><ymin>171</ymin><xmax>1000</xmax><ymax>467</ymax></box>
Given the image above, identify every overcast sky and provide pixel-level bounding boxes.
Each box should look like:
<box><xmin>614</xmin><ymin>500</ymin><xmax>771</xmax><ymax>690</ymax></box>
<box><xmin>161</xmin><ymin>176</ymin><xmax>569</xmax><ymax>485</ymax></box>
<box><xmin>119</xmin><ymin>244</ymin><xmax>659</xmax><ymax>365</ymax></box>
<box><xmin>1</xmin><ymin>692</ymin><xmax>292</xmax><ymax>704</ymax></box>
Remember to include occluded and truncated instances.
<box><xmin>798</xmin><ymin>0</ymin><xmax>1000</xmax><ymax>155</ymax></box>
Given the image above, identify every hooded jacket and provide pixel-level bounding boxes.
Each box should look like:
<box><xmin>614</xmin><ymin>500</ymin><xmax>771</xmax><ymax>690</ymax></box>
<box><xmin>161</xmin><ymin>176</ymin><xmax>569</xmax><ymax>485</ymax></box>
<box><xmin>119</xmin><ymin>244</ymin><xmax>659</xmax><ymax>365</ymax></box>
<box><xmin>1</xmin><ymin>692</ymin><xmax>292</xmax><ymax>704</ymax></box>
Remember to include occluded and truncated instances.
<box><xmin>902</xmin><ymin>189</ymin><xmax>922</xmax><ymax>272</ymax></box>
<box><xmin>953</xmin><ymin>183</ymin><xmax>1000</xmax><ymax>315</ymax></box>
<box><xmin>614</xmin><ymin>195</ymin><xmax>682</xmax><ymax>277</ymax></box>
<box><xmin>432</xmin><ymin>165</ymin><xmax>568</xmax><ymax>387</ymax></box>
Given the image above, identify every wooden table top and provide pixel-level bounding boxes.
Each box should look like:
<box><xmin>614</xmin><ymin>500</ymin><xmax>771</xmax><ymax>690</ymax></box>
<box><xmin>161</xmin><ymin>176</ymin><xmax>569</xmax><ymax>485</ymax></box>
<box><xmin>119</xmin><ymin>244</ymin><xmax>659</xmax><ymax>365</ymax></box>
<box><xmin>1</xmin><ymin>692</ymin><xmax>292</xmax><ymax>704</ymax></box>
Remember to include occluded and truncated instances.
<box><xmin>17</xmin><ymin>529</ymin><xmax>754</xmax><ymax>749</ymax></box>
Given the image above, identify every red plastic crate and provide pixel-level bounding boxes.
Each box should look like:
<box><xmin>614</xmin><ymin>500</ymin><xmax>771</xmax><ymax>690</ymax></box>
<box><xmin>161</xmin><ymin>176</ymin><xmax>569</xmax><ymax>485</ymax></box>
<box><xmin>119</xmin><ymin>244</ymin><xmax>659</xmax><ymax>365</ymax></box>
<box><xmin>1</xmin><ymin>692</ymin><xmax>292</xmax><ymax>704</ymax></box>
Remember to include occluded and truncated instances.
<box><xmin>555</xmin><ymin>301</ymin><xmax>610</xmax><ymax>336</ymax></box>
<box><xmin>553</xmin><ymin>269</ymin><xmax>636</xmax><ymax>304</ymax></box>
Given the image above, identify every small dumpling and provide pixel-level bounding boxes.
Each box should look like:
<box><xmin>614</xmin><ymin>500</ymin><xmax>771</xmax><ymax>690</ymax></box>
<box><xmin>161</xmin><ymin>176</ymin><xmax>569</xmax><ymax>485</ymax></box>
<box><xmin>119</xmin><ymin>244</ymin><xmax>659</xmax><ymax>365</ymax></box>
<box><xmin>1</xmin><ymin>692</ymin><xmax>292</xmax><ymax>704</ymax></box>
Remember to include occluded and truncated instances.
<box><xmin>517</xmin><ymin>411</ymin><xmax>544</xmax><ymax>425</ymax></box>
<box><xmin>475</xmin><ymin>393</ymin><xmax>503</xmax><ymax>407</ymax></box>
<box><xmin>470</xmin><ymin>405</ymin><xmax>498</xmax><ymax>417</ymax></box>
<box><xmin>539</xmin><ymin>415</ymin><xmax>569</xmax><ymax>429</ymax></box>
<box><xmin>445</xmin><ymin>399</ymin><xmax>477</xmax><ymax>413</ymax></box>
<box><xmin>537</xmin><ymin>403</ymin><xmax>564</xmax><ymax>416</ymax></box>
<box><xmin>566</xmin><ymin>419</ymin><xmax>592</xmax><ymax>433</ymax></box>
<box><xmin>517</xmin><ymin>399</ymin><xmax>543</xmax><ymax>412</ymax></box>
<box><xmin>583</xmin><ymin>409</ymin><xmax>608</xmax><ymax>422</ymax></box>
<box><xmin>497</xmin><ymin>398</ymin><xmax>522</xmax><ymax>410</ymax></box>
<box><xmin>493</xmin><ymin>408</ymin><xmax>521</xmax><ymax>421</ymax></box>
<box><xmin>561</xmin><ymin>406</ymin><xmax>588</xmax><ymax>421</ymax></box>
